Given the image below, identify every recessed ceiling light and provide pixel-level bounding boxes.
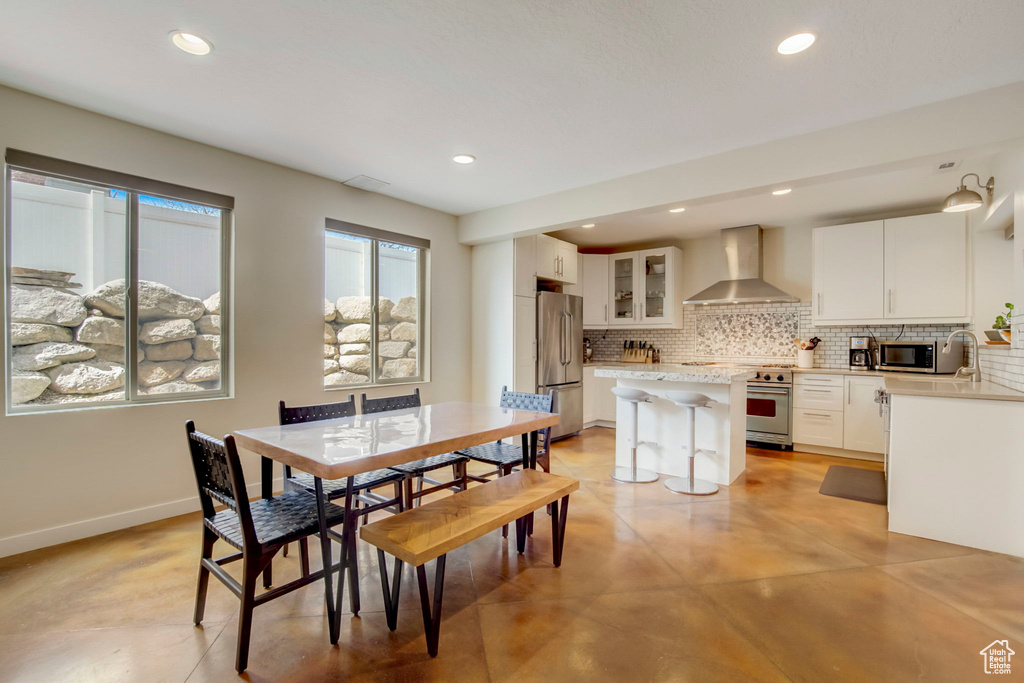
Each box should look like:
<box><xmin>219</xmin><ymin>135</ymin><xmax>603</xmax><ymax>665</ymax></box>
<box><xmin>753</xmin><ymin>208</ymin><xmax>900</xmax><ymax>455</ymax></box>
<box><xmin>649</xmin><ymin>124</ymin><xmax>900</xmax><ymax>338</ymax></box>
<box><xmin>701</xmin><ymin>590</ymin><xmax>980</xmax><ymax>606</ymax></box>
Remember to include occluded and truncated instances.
<box><xmin>669</xmin><ymin>207</ymin><xmax>686</xmax><ymax>213</ymax></box>
<box><xmin>581</xmin><ymin>224</ymin><xmax>595</xmax><ymax>228</ymax></box>
<box><xmin>170</xmin><ymin>31</ymin><xmax>213</xmax><ymax>56</ymax></box>
<box><xmin>772</xmin><ymin>188</ymin><xmax>792</xmax><ymax>195</ymax></box>
<box><xmin>452</xmin><ymin>154</ymin><xmax>476</xmax><ymax>164</ymax></box>
<box><xmin>777</xmin><ymin>33</ymin><xmax>815</xmax><ymax>55</ymax></box>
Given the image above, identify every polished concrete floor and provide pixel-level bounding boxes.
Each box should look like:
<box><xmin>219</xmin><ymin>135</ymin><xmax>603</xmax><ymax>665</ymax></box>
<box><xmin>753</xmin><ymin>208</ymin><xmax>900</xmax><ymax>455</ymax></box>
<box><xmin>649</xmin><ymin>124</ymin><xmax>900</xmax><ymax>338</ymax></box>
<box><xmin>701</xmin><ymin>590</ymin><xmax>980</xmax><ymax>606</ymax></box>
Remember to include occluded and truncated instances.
<box><xmin>1</xmin><ymin>427</ymin><xmax>1021</xmax><ymax>682</ymax></box>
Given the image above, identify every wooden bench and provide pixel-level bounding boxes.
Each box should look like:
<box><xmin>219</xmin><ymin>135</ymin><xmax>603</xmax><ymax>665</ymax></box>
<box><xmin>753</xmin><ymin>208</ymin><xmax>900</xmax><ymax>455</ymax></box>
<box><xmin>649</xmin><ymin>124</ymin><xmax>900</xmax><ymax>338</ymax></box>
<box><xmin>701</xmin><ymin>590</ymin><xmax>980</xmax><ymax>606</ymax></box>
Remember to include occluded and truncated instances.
<box><xmin>359</xmin><ymin>468</ymin><xmax>579</xmax><ymax>656</ymax></box>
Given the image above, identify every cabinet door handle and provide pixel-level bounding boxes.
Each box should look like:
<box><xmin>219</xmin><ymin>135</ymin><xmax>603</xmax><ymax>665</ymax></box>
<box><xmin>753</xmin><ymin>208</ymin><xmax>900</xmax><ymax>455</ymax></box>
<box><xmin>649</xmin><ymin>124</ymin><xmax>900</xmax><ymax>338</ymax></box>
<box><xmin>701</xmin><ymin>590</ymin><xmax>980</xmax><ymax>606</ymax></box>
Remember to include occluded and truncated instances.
<box><xmin>803</xmin><ymin>389</ymin><xmax>832</xmax><ymax>393</ymax></box>
<box><xmin>888</xmin><ymin>289</ymin><xmax>893</xmax><ymax>314</ymax></box>
<box><xmin>604</xmin><ymin>303</ymin><xmax>608</xmax><ymax>323</ymax></box>
<box><xmin>804</xmin><ymin>413</ymin><xmax>832</xmax><ymax>419</ymax></box>
<box><xmin>817</xmin><ymin>292</ymin><xmax>823</xmax><ymax>315</ymax></box>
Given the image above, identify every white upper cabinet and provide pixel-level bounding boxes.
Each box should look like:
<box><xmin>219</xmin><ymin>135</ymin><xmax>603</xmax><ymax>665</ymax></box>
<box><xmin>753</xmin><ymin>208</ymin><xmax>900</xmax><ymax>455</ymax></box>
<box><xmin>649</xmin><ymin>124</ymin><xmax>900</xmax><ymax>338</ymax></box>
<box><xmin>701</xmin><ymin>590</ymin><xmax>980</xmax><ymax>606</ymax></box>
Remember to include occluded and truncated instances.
<box><xmin>606</xmin><ymin>246</ymin><xmax>683</xmax><ymax>329</ymax></box>
<box><xmin>535</xmin><ymin>234</ymin><xmax>558</xmax><ymax>280</ymax></box>
<box><xmin>637</xmin><ymin>247</ymin><xmax>678</xmax><ymax>326</ymax></box>
<box><xmin>557</xmin><ymin>240</ymin><xmax>578</xmax><ymax>284</ymax></box>
<box><xmin>813</xmin><ymin>220</ymin><xmax>885</xmax><ymax>322</ymax></box>
<box><xmin>609</xmin><ymin>253</ymin><xmax>639</xmax><ymax>325</ymax></box>
<box><xmin>533</xmin><ymin>234</ymin><xmax>578</xmax><ymax>284</ymax></box>
<box><xmin>883</xmin><ymin>212</ymin><xmax>967</xmax><ymax>320</ymax></box>
<box><xmin>513</xmin><ymin>236</ymin><xmax>538</xmax><ymax>297</ymax></box>
<box><xmin>580</xmin><ymin>254</ymin><xmax>609</xmax><ymax>327</ymax></box>
<box><xmin>812</xmin><ymin>213</ymin><xmax>969</xmax><ymax>325</ymax></box>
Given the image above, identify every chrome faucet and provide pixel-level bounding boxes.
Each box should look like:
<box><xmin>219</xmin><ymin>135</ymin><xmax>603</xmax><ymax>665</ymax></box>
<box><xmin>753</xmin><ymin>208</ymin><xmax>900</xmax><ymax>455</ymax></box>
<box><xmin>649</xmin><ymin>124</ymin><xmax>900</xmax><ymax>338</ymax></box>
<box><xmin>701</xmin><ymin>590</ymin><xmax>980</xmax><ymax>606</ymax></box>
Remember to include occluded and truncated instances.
<box><xmin>942</xmin><ymin>329</ymin><xmax>981</xmax><ymax>383</ymax></box>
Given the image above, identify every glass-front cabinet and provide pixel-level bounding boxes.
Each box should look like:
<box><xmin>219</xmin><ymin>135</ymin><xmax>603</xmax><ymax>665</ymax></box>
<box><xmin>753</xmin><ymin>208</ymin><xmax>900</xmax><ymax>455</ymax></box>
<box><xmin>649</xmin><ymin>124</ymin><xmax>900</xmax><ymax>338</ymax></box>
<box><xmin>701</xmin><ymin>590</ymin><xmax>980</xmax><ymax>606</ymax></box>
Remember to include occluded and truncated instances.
<box><xmin>606</xmin><ymin>246</ymin><xmax>682</xmax><ymax>329</ymax></box>
<box><xmin>639</xmin><ymin>249</ymin><xmax>669</xmax><ymax>323</ymax></box>
<box><xmin>610</xmin><ymin>254</ymin><xmax>637</xmax><ymax>324</ymax></box>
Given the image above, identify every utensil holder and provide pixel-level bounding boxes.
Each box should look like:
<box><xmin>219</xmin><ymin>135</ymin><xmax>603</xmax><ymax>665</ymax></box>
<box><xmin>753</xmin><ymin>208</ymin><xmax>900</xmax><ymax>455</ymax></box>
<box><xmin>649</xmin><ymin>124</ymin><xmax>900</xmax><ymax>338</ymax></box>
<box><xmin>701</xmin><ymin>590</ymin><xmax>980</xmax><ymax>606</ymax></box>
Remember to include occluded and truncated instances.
<box><xmin>797</xmin><ymin>349</ymin><xmax>814</xmax><ymax>369</ymax></box>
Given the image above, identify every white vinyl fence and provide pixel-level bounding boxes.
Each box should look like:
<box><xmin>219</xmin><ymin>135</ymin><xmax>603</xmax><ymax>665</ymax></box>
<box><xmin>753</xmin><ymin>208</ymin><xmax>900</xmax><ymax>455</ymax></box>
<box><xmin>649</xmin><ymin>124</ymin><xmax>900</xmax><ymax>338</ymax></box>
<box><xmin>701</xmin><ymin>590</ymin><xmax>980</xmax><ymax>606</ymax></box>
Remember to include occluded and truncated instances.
<box><xmin>11</xmin><ymin>182</ymin><xmax>222</xmax><ymax>299</ymax></box>
<box><xmin>12</xmin><ymin>182</ymin><xmax>419</xmax><ymax>304</ymax></box>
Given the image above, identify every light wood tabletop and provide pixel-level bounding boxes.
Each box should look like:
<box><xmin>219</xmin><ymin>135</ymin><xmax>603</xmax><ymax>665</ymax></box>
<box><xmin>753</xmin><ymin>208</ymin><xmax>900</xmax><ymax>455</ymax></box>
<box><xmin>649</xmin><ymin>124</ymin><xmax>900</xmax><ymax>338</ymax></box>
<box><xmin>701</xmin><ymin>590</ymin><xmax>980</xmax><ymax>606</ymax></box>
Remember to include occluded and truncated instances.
<box><xmin>233</xmin><ymin>401</ymin><xmax>560</xmax><ymax>480</ymax></box>
<box><xmin>359</xmin><ymin>468</ymin><xmax>580</xmax><ymax>566</ymax></box>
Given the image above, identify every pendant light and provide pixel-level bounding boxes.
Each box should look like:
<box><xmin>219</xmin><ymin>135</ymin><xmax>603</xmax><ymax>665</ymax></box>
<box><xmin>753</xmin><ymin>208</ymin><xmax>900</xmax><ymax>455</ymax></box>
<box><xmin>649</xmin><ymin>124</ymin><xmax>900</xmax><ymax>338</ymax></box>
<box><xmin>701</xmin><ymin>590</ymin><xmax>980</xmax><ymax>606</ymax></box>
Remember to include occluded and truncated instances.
<box><xmin>942</xmin><ymin>173</ymin><xmax>995</xmax><ymax>212</ymax></box>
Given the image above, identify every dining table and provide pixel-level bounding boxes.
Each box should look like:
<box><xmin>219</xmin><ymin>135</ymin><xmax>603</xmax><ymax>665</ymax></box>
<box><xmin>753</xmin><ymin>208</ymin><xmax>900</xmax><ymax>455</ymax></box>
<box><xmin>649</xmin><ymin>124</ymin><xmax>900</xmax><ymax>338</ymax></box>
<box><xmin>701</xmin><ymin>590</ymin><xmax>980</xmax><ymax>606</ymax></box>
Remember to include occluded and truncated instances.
<box><xmin>232</xmin><ymin>400</ymin><xmax>560</xmax><ymax>643</ymax></box>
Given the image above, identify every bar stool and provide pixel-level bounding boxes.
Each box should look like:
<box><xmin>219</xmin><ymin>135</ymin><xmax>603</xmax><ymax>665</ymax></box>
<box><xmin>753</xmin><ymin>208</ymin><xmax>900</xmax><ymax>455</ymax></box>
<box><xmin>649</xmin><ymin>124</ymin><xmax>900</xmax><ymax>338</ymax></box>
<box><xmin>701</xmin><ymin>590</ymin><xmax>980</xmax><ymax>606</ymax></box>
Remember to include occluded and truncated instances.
<box><xmin>610</xmin><ymin>387</ymin><xmax>658</xmax><ymax>483</ymax></box>
<box><xmin>664</xmin><ymin>391</ymin><xmax>719</xmax><ymax>496</ymax></box>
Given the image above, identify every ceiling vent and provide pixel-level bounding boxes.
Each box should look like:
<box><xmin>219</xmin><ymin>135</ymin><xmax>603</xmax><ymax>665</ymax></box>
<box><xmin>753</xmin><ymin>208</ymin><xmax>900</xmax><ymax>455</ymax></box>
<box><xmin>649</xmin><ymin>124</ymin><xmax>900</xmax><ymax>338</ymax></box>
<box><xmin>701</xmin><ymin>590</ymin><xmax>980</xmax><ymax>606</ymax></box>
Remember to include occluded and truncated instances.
<box><xmin>934</xmin><ymin>160</ymin><xmax>961</xmax><ymax>174</ymax></box>
<box><xmin>343</xmin><ymin>175</ymin><xmax>391</xmax><ymax>193</ymax></box>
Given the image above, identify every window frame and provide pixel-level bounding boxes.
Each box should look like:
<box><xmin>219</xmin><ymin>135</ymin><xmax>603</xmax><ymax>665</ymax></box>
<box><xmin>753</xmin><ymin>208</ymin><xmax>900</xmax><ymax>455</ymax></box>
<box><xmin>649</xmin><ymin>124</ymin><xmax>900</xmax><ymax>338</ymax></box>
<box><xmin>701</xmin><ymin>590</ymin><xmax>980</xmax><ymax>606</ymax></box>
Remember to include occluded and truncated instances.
<box><xmin>324</xmin><ymin>218</ymin><xmax>429</xmax><ymax>389</ymax></box>
<box><xmin>4</xmin><ymin>150</ymin><xmax>233</xmax><ymax>414</ymax></box>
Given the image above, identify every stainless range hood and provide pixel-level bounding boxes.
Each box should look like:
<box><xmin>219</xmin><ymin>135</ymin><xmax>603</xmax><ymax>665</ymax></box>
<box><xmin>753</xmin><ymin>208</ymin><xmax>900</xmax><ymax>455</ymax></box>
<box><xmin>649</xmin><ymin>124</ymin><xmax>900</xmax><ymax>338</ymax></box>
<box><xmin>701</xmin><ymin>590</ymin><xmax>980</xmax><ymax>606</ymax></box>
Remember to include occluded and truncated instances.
<box><xmin>683</xmin><ymin>225</ymin><xmax>799</xmax><ymax>304</ymax></box>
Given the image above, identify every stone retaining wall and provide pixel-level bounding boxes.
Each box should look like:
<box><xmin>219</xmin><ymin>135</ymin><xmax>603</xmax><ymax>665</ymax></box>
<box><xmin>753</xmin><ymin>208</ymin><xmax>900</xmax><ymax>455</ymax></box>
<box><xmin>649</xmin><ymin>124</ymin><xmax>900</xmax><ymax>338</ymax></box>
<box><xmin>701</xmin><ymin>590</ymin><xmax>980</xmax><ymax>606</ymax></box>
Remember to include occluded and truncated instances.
<box><xmin>10</xmin><ymin>279</ymin><xmax>221</xmax><ymax>406</ymax></box>
<box><xmin>323</xmin><ymin>295</ymin><xmax>419</xmax><ymax>386</ymax></box>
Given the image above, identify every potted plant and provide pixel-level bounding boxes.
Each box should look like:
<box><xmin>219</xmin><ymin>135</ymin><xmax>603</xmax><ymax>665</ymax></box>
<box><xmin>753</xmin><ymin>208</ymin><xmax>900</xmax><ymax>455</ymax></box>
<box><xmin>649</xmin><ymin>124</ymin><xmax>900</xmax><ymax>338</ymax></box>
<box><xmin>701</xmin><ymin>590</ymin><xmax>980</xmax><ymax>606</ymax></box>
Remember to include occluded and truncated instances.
<box><xmin>993</xmin><ymin>302</ymin><xmax>1014</xmax><ymax>342</ymax></box>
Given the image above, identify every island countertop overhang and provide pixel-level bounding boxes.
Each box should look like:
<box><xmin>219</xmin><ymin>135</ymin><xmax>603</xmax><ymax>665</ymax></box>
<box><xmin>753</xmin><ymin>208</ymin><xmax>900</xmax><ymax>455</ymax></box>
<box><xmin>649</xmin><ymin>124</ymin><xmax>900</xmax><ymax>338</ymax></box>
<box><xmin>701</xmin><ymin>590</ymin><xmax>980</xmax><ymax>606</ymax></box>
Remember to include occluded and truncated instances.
<box><xmin>591</xmin><ymin>364</ymin><xmax>755</xmax><ymax>384</ymax></box>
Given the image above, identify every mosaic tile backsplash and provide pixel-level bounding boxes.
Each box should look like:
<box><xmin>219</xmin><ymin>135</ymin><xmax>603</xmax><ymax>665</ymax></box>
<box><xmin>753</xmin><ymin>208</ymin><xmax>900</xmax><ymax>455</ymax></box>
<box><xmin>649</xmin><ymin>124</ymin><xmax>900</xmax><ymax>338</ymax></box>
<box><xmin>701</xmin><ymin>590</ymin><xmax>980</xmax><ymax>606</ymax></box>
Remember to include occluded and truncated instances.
<box><xmin>586</xmin><ymin>301</ymin><xmax>967</xmax><ymax>370</ymax></box>
<box><xmin>695</xmin><ymin>311</ymin><xmax>798</xmax><ymax>357</ymax></box>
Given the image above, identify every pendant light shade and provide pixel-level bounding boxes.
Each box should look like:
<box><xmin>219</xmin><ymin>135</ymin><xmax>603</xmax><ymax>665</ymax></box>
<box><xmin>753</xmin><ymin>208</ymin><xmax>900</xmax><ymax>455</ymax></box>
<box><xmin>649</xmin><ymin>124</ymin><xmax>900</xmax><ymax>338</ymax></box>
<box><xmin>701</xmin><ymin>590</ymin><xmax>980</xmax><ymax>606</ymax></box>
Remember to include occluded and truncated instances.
<box><xmin>942</xmin><ymin>173</ymin><xmax>994</xmax><ymax>213</ymax></box>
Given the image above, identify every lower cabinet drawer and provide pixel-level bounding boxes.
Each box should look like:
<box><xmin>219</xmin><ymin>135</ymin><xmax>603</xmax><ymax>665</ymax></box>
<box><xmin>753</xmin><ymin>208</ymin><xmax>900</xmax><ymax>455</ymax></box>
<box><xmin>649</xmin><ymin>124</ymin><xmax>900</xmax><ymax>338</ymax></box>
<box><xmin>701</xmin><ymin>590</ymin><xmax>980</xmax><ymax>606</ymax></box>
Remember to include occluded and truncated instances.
<box><xmin>793</xmin><ymin>408</ymin><xmax>844</xmax><ymax>448</ymax></box>
<box><xmin>793</xmin><ymin>384</ymin><xmax>844</xmax><ymax>411</ymax></box>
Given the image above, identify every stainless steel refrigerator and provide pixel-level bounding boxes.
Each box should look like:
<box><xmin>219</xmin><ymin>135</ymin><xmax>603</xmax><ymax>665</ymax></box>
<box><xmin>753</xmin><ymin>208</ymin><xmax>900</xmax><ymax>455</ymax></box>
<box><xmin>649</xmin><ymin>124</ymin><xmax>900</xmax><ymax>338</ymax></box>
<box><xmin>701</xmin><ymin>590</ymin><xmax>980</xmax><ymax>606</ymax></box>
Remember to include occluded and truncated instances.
<box><xmin>537</xmin><ymin>291</ymin><xmax>583</xmax><ymax>440</ymax></box>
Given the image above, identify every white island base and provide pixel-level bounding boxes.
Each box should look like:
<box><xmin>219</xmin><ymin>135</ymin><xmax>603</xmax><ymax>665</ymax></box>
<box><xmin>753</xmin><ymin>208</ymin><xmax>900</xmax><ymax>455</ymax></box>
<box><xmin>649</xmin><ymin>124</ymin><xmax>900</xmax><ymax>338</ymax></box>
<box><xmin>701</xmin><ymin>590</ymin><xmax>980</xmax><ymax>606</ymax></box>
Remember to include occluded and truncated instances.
<box><xmin>593</xmin><ymin>366</ymin><xmax>752</xmax><ymax>486</ymax></box>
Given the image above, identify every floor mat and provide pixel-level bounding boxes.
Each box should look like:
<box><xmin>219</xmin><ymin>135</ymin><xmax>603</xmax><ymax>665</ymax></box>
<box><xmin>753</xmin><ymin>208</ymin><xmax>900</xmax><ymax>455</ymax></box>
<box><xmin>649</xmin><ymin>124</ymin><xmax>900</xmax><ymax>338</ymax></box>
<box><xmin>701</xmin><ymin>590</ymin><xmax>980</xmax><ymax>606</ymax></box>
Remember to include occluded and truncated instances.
<box><xmin>819</xmin><ymin>465</ymin><xmax>887</xmax><ymax>505</ymax></box>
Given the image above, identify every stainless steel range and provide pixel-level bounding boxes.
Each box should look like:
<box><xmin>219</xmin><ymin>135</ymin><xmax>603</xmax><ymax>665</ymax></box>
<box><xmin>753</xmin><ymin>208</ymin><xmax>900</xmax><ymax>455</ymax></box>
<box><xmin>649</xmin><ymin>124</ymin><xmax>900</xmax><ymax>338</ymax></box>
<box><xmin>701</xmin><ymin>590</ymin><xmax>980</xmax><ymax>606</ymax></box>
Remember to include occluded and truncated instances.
<box><xmin>678</xmin><ymin>363</ymin><xmax>793</xmax><ymax>448</ymax></box>
<box><xmin>745</xmin><ymin>365</ymin><xmax>793</xmax><ymax>448</ymax></box>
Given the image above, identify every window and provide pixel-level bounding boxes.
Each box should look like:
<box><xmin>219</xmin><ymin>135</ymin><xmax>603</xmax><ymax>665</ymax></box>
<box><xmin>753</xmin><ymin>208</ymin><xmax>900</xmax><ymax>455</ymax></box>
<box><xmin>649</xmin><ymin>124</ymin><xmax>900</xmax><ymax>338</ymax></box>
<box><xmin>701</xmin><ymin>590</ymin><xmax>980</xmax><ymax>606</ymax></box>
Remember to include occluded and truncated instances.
<box><xmin>324</xmin><ymin>218</ymin><xmax>427</xmax><ymax>387</ymax></box>
<box><xmin>5</xmin><ymin>150</ymin><xmax>232</xmax><ymax>413</ymax></box>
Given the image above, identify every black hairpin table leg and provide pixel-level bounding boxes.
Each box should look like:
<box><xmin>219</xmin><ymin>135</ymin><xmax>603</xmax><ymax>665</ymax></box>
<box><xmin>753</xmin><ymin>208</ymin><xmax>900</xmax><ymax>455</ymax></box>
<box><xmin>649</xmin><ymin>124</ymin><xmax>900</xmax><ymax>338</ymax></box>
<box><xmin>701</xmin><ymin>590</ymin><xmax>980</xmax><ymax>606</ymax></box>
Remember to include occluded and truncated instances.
<box><xmin>313</xmin><ymin>477</ymin><xmax>338</xmax><ymax>644</ymax></box>
<box><xmin>377</xmin><ymin>549</ymin><xmax>403</xmax><ymax>631</ymax></box>
<box><xmin>416</xmin><ymin>555</ymin><xmax>447</xmax><ymax>657</ymax></box>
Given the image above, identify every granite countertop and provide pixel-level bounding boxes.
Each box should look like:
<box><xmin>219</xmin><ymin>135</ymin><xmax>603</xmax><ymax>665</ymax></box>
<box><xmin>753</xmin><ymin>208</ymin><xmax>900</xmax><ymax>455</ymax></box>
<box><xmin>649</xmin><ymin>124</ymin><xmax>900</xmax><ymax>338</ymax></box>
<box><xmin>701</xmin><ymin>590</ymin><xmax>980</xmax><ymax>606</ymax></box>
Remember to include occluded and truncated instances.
<box><xmin>591</xmin><ymin>364</ymin><xmax>755</xmax><ymax>384</ymax></box>
<box><xmin>883</xmin><ymin>375</ymin><xmax>1024</xmax><ymax>402</ymax></box>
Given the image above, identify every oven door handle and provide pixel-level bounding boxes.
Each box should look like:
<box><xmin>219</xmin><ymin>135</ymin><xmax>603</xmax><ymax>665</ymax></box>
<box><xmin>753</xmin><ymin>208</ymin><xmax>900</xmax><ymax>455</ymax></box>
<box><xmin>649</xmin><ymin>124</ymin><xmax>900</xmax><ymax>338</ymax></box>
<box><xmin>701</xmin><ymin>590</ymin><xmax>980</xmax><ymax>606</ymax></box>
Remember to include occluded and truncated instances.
<box><xmin>748</xmin><ymin>388</ymin><xmax>789</xmax><ymax>395</ymax></box>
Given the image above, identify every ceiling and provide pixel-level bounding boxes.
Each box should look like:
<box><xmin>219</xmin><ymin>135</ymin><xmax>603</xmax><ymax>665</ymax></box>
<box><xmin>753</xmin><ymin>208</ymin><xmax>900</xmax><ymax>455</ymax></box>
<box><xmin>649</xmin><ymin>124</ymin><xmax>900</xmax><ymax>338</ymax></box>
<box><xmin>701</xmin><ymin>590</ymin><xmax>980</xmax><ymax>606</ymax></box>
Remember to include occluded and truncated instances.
<box><xmin>2</xmin><ymin>1</ymin><xmax>1023</xmax><ymax>215</ymax></box>
<box><xmin>548</xmin><ymin>149</ymin><xmax>1000</xmax><ymax>247</ymax></box>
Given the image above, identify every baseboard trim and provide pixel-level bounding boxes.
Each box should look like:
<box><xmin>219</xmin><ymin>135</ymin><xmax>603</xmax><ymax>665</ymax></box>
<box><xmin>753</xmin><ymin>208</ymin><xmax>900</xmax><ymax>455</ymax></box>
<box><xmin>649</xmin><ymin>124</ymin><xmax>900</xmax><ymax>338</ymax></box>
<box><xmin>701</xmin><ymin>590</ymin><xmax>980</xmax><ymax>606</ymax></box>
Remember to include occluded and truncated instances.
<box><xmin>0</xmin><ymin>478</ymin><xmax>284</xmax><ymax>559</ymax></box>
<box><xmin>583</xmin><ymin>420</ymin><xmax>616</xmax><ymax>429</ymax></box>
<box><xmin>793</xmin><ymin>443</ymin><xmax>884</xmax><ymax>462</ymax></box>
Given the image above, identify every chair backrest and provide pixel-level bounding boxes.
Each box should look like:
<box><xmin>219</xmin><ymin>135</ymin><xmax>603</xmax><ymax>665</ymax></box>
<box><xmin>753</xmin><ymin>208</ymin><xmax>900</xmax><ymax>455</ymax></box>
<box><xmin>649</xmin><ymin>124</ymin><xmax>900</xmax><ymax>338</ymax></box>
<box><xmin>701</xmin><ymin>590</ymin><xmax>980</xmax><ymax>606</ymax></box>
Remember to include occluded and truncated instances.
<box><xmin>279</xmin><ymin>396</ymin><xmax>356</xmax><ymax>425</ymax></box>
<box><xmin>499</xmin><ymin>385</ymin><xmax>555</xmax><ymax>455</ymax></box>
<box><xmin>185</xmin><ymin>421</ymin><xmax>255</xmax><ymax>545</ymax></box>
<box><xmin>361</xmin><ymin>388</ymin><xmax>421</xmax><ymax>415</ymax></box>
<box><xmin>499</xmin><ymin>386</ymin><xmax>553</xmax><ymax>413</ymax></box>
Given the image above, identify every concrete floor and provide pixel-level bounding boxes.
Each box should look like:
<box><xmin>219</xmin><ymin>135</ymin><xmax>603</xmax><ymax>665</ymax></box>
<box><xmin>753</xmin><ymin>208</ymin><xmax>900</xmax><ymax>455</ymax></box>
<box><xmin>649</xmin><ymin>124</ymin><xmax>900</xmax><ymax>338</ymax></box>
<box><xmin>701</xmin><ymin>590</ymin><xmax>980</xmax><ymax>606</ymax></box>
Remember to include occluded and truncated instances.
<box><xmin>1</xmin><ymin>426</ymin><xmax>1021</xmax><ymax>682</ymax></box>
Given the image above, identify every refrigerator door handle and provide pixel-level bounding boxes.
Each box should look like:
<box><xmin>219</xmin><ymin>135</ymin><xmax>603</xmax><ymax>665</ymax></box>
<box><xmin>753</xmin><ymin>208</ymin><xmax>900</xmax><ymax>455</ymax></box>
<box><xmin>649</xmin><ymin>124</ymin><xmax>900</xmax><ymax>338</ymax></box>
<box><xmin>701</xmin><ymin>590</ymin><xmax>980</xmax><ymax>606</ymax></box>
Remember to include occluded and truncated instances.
<box><xmin>561</xmin><ymin>313</ymin><xmax>569</xmax><ymax>368</ymax></box>
<box><xmin>565</xmin><ymin>312</ymin><xmax>573</xmax><ymax>366</ymax></box>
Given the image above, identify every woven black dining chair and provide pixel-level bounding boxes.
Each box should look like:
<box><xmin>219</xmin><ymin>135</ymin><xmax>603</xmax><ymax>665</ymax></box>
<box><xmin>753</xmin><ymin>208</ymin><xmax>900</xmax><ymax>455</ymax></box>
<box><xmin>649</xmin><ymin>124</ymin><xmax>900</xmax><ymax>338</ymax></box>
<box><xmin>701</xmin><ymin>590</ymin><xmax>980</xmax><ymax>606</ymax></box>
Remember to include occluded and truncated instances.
<box><xmin>186</xmin><ymin>421</ymin><xmax>348</xmax><ymax>674</ymax></box>
<box><xmin>362</xmin><ymin>388</ymin><xmax>470</xmax><ymax>508</ymax></box>
<box><xmin>457</xmin><ymin>386</ymin><xmax>555</xmax><ymax>536</ymax></box>
<box><xmin>278</xmin><ymin>396</ymin><xmax>405</xmax><ymax>616</ymax></box>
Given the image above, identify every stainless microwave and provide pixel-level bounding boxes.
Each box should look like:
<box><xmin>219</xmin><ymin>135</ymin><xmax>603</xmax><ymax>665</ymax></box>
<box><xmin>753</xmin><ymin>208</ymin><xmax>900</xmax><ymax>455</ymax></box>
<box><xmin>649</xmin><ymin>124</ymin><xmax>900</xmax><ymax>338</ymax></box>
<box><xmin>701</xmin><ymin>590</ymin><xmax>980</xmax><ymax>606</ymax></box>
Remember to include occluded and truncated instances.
<box><xmin>876</xmin><ymin>339</ymin><xmax>964</xmax><ymax>374</ymax></box>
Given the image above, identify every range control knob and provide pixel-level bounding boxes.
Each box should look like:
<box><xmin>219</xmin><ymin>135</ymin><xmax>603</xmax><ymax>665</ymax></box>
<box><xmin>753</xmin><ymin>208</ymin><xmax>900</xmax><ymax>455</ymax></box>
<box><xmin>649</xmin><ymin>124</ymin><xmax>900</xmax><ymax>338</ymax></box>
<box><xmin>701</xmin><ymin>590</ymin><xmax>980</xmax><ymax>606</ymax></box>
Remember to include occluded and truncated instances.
<box><xmin>754</xmin><ymin>372</ymin><xmax>761</xmax><ymax>379</ymax></box>
<box><xmin>777</xmin><ymin>374</ymin><xmax>784</xmax><ymax>381</ymax></box>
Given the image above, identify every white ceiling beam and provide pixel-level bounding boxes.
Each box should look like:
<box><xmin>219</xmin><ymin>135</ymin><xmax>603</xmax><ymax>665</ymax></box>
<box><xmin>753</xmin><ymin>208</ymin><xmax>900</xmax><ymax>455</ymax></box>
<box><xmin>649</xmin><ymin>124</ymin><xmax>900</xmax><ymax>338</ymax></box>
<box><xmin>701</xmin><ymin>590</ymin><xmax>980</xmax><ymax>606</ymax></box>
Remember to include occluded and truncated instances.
<box><xmin>457</xmin><ymin>82</ymin><xmax>1024</xmax><ymax>244</ymax></box>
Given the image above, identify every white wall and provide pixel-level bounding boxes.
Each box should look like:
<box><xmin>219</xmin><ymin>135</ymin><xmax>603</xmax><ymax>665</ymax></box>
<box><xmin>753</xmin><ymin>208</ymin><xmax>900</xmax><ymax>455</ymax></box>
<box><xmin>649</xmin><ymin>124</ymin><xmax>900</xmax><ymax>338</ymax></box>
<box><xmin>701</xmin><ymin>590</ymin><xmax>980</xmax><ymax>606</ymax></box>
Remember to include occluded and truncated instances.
<box><xmin>0</xmin><ymin>86</ymin><xmax>471</xmax><ymax>556</ymax></box>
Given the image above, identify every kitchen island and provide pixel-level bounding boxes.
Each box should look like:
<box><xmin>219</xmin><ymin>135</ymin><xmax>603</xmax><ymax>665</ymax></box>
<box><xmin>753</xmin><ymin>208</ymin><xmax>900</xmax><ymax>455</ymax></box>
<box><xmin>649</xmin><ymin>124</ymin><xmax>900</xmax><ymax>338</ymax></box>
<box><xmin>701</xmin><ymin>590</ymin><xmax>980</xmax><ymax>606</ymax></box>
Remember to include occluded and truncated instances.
<box><xmin>592</xmin><ymin>364</ymin><xmax>754</xmax><ymax>485</ymax></box>
<box><xmin>884</xmin><ymin>375</ymin><xmax>1024</xmax><ymax>557</ymax></box>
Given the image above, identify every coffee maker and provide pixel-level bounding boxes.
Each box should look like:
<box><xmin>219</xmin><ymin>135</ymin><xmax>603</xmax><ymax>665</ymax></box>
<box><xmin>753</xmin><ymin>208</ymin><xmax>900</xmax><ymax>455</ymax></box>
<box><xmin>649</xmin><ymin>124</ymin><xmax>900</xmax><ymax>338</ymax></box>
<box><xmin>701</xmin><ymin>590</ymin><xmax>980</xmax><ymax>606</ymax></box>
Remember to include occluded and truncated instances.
<box><xmin>849</xmin><ymin>336</ymin><xmax>874</xmax><ymax>371</ymax></box>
